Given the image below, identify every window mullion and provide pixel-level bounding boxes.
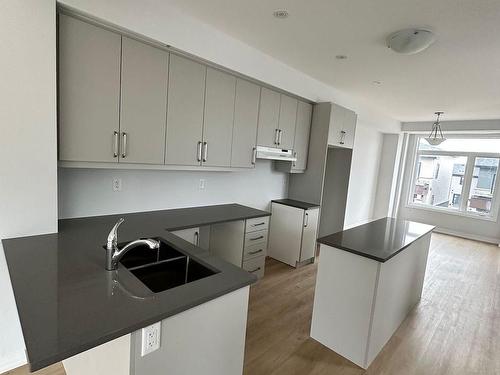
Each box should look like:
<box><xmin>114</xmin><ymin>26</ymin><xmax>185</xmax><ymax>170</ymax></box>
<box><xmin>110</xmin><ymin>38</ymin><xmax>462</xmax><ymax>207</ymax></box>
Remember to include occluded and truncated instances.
<box><xmin>460</xmin><ymin>156</ymin><xmax>475</xmax><ymax>212</ymax></box>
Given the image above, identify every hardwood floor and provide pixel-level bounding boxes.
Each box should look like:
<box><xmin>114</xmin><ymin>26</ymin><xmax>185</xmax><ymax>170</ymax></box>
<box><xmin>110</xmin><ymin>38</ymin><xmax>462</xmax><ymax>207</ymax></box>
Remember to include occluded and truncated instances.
<box><xmin>5</xmin><ymin>233</ymin><xmax>499</xmax><ymax>375</ymax></box>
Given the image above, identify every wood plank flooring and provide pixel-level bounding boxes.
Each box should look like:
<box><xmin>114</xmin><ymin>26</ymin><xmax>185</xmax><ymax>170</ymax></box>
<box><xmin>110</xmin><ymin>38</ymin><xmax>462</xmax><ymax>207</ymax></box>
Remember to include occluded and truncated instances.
<box><xmin>5</xmin><ymin>233</ymin><xmax>499</xmax><ymax>375</ymax></box>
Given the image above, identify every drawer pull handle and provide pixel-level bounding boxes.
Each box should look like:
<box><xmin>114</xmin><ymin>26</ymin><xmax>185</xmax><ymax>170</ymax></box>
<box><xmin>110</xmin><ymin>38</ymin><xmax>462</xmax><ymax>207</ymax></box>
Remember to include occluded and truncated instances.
<box><xmin>252</xmin><ymin>222</ymin><xmax>266</xmax><ymax>227</ymax></box>
<box><xmin>249</xmin><ymin>267</ymin><xmax>261</xmax><ymax>273</ymax></box>
<box><xmin>249</xmin><ymin>236</ymin><xmax>264</xmax><ymax>241</ymax></box>
<box><xmin>248</xmin><ymin>249</ymin><xmax>263</xmax><ymax>255</ymax></box>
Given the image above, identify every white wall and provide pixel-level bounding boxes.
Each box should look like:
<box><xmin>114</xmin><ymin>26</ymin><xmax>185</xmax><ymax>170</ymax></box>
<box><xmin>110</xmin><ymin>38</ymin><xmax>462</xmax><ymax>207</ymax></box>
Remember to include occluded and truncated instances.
<box><xmin>0</xmin><ymin>0</ymin><xmax>58</xmax><ymax>371</ymax></box>
<box><xmin>344</xmin><ymin>124</ymin><xmax>384</xmax><ymax>227</ymax></box>
<box><xmin>58</xmin><ymin>162</ymin><xmax>287</xmax><ymax>218</ymax></box>
<box><xmin>397</xmin><ymin>135</ymin><xmax>500</xmax><ymax>243</ymax></box>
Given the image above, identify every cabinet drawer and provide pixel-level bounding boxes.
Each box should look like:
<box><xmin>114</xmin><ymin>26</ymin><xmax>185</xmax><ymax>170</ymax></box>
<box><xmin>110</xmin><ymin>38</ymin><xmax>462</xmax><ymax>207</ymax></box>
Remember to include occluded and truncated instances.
<box><xmin>245</xmin><ymin>216</ymin><xmax>269</xmax><ymax>233</ymax></box>
<box><xmin>243</xmin><ymin>256</ymin><xmax>265</xmax><ymax>279</ymax></box>
<box><xmin>244</xmin><ymin>229</ymin><xmax>268</xmax><ymax>248</ymax></box>
<box><xmin>243</xmin><ymin>242</ymin><xmax>267</xmax><ymax>261</ymax></box>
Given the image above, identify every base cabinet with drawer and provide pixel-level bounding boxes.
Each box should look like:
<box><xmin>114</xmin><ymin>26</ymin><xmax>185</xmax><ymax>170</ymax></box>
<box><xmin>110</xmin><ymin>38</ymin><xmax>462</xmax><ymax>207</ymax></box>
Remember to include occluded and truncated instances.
<box><xmin>268</xmin><ymin>202</ymin><xmax>319</xmax><ymax>267</ymax></box>
<box><xmin>210</xmin><ymin>216</ymin><xmax>269</xmax><ymax>279</ymax></box>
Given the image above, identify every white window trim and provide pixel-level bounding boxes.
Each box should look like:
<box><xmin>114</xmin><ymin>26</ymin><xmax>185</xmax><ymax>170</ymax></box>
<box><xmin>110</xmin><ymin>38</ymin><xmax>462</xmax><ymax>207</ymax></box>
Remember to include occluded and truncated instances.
<box><xmin>405</xmin><ymin>135</ymin><xmax>500</xmax><ymax>222</ymax></box>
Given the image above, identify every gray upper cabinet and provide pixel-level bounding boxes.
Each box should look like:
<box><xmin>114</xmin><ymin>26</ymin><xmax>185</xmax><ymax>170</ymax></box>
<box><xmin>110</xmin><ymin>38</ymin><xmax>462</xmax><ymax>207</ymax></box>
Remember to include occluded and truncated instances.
<box><xmin>165</xmin><ymin>54</ymin><xmax>206</xmax><ymax>166</ymax></box>
<box><xmin>292</xmin><ymin>101</ymin><xmax>313</xmax><ymax>171</ymax></box>
<box><xmin>328</xmin><ymin>104</ymin><xmax>357</xmax><ymax>149</ymax></box>
<box><xmin>278</xmin><ymin>95</ymin><xmax>298</xmax><ymax>149</ymax></box>
<box><xmin>202</xmin><ymin>68</ymin><xmax>236</xmax><ymax>167</ymax></box>
<box><xmin>257</xmin><ymin>88</ymin><xmax>281</xmax><ymax>147</ymax></box>
<box><xmin>231</xmin><ymin>79</ymin><xmax>260</xmax><ymax>168</ymax></box>
<box><xmin>120</xmin><ymin>37</ymin><xmax>168</xmax><ymax>164</ymax></box>
<box><xmin>58</xmin><ymin>14</ymin><xmax>121</xmax><ymax>162</ymax></box>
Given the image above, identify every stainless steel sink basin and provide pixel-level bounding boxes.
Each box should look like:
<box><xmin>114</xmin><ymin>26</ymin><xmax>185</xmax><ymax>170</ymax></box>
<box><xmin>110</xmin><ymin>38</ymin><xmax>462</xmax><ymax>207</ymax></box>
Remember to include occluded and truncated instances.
<box><xmin>113</xmin><ymin>238</ymin><xmax>219</xmax><ymax>293</ymax></box>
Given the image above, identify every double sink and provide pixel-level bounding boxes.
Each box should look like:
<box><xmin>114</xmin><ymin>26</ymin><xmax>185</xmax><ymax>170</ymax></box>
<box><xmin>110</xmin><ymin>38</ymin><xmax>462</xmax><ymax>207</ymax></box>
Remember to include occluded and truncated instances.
<box><xmin>116</xmin><ymin>238</ymin><xmax>218</xmax><ymax>293</ymax></box>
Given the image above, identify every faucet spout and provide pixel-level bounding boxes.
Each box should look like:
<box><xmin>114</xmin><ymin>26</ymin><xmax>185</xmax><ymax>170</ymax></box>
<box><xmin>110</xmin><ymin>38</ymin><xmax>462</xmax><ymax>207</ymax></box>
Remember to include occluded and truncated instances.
<box><xmin>105</xmin><ymin>218</ymin><xmax>160</xmax><ymax>270</ymax></box>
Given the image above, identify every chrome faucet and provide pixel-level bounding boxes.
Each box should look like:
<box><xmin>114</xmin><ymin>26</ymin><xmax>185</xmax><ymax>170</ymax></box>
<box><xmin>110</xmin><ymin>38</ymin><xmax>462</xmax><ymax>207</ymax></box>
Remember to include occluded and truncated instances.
<box><xmin>105</xmin><ymin>218</ymin><xmax>160</xmax><ymax>270</ymax></box>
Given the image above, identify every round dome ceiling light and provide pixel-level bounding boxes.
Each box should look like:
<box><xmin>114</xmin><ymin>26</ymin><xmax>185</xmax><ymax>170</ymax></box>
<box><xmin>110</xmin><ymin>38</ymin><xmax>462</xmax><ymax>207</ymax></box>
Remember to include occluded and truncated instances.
<box><xmin>387</xmin><ymin>29</ymin><xmax>436</xmax><ymax>55</ymax></box>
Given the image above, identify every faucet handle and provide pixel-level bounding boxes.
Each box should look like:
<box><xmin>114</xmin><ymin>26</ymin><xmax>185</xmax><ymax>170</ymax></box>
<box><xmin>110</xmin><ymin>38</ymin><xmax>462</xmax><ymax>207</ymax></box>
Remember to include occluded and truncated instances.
<box><xmin>107</xmin><ymin>218</ymin><xmax>125</xmax><ymax>250</ymax></box>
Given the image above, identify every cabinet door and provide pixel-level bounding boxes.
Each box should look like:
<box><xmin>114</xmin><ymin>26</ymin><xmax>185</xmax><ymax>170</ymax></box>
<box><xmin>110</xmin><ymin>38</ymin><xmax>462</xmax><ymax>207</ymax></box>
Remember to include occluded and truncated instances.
<box><xmin>299</xmin><ymin>208</ymin><xmax>319</xmax><ymax>262</ymax></box>
<box><xmin>342</xmin><ymin>109</ymin><xmax>357</xmax><ymax>149</ymax></box>
<box><xmin>231</xmin><ymin>79</ymin><xmax>260</xmax><ymax>168</ymax></box>
<box><xmin>58</xmin><ymin>15</ymin><xmax>121</xmax><ymax>162</ymax></box>
<box><xmin>165</xmin><ymin>54</ymin><xmax>206</xmax><ymax>166</ymax></box>
<box><xmin>327</xmin><ymin>103</ymin><xmax>346</xmax><ymax>147</ymax></box>
<box><xmin>268</xmin><ymin>203</ymin><xmax>303</xmax><ymax>267</ymax></box>
<box><xmin>292</xmin><ymin>101</ymin><xmax>312</xmax><ymax>171</ymax></box>
<box><xmin>171</xmin><ymin>227</ymin><xmax>200</xmax><ymax>246</ymax></box>
<box><xmin>278</xmin><ymin>95</ymin><xmax>298</xmax><ymax>149</ymax></box>
<box><xmin>257</xmin><ymin>87</ymin><xmax>281</xmax><ymax>147</ymax></box>
<box><xmin>202</xmin><ymin>68</ymin><xmax>236</xmax><ymax>167</ymax></box>
<box><xmin>120</xmin><ymin>37</ymin><xmax>168</xmax><ymax>164</ymax></box>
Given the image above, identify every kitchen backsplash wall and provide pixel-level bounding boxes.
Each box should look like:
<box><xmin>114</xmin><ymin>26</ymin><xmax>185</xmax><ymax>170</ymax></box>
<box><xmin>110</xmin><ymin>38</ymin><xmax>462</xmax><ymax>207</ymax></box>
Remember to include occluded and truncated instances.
<box><xmin>58</xmin><ymin>160</ymin><xmax>288</xmax><ymax>219</ymax></box>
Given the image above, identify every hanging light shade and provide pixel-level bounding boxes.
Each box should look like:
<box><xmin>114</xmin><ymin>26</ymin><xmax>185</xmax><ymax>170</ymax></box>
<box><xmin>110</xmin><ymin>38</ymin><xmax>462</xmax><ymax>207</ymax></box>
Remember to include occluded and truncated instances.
<box><xmin>425</xmin><ymin>111</ymin><xmax>446</xmax><ymax>146</ymax></box>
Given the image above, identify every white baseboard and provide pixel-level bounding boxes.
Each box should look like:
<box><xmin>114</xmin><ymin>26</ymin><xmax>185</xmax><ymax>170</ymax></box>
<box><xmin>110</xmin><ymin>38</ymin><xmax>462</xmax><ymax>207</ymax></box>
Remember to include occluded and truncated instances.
<box><xmin>433</xmin><ymin>227</ymin><xmax>500</xmax><ymax>245</ymax></box>
<box><xmin>0</xmin><ymin>351</ymin><xmax>27</xmax><ymax>374</ymax></box>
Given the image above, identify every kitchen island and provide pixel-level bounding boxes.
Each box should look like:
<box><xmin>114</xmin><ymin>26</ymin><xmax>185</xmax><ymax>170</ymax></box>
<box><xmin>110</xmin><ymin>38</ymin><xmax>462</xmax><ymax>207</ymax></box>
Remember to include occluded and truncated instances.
<box><xmin>2</xmin><ymin>204</ymin><xmax>270</xmax><ymax>374</ymax></box>
<box><xmin>310</xmin><ymin>217</ymin><xmax>434</xmax><ymax>369</ymax></box>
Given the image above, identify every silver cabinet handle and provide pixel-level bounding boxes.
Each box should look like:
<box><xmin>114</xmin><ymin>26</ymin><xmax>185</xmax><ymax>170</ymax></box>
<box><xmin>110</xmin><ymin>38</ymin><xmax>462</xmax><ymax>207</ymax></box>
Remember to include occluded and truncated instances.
<box><xmin>252</xmin><ymin>222</ymin><xmax>266</xmax><ymax>227</ymax></box>
<box><xmin>252</xmin><ymin>147</ymin><xmax>257</xmax><ymax>165</ymax></box>
<box><xmin>304</xmin><ymin>212</ymin><xmax>309</xmax><ymax>227</ymax></box>
<box><xmin>293</xmin><ymin>151</ymin><xmax>297</xmax><ymax>167</ymax></box>
<box><xmin>113</xmin><ymin>131</ymin><xmax>119</xmax><ymax>158</ymax></box>
<box><xmin>250</xmin><ymin>235</ymin><xmax>264</xmax><ymax>241</ymax></box>
<box><xmin>248</xmin><ymin>249</ymin><xmax>263</xmax><ymax>255</ymax></box>
<box><xmin>194</xmin><ymin>231</ymin><xmax>199</xmax><ymax>246</ymax></box>
<box><xmin>202</xmin><ymin>142</ymin><xmax>208</xmax><ymax>162</ymax></box>
<box><xmin>249</xmin><ymin>267</ymin><xmax>261</xmax><ymax>273</ymax></box>
<box><xmin>340</xmin><ymin>130</ymin><xmax>346</xmax><ymax>145</ymax></box>
<box><xmin>278</xmin><ymin>129</ymin><xmax>283</xmax><ymax>145</ymax></box>
<box><xmin>197</xmin><ymin>141</ymin><xmax>203</xmax><ymax>162</ymax></box>
<box><xmin>121</xmin><ymin>132</ymin><xmax>128</xmax><ymax>158</ymax></box>
<box><xmin>274</xmin><ymin>129</ymin><xmax>279</xmax><ymax>145</ymax></box>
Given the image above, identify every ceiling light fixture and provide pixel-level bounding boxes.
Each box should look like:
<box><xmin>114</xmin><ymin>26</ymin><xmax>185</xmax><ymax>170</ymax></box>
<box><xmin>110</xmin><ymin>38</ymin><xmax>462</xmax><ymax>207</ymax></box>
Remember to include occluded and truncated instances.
<box><xmin>387</xmin><ymin>28</ymin><xmax>435</xmax><ymax>55</ymax></box>
<box><xmin>425</xmin><ymin>111</ymin><xmax>446</xmax><ymax>146</ymax></box>
<box><xmin>372</xmin><ymin>80</ymin><xmax>382</xmax><ymax>85</ymax></box>
<box><xmin>273</xmin><ymin>9</ymin><xmax>289</xmax><ymax>19</ymax></box>
<box><xmin>335</xmin><ymin>55</ymin><xmax>347</xmax><ymax>60</ymax></box>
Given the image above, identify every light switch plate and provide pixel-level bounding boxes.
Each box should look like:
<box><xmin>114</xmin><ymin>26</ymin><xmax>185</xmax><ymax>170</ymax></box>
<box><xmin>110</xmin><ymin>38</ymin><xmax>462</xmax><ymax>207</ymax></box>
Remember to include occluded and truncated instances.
<box><xmin>141</xmin><ymin>322</ymin><xmax>161</xmax><ymax>356</ymax></box>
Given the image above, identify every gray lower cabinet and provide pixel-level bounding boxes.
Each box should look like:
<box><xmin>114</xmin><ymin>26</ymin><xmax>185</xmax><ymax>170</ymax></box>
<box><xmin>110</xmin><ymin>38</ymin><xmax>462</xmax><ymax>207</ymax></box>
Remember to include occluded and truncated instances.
<box><xmin>202</xmin><ymin>68</ymin><xmax>236</xmax><ymax>167</ymax></box>
<box><xmin>120</xmin><ymin>37</ymin><xmax>168</xmax><ymax>164</ymax></box>
<box><xmin>292</xmin><ymin>101</ymin><xmax>313</xmax><ymax>171</ymax></box>
<box><xmin>58</xmin><ymin>14</ymin><xmax>121</xmax><ymax>163</ymax></box>
<box><xmin>231</xmin><ymin>79</ymin><xmax>260</xmax><ymax>168</ymax></box>
<box><xmin>165</xmin><ymin>54</ymin><xmax>206</xmax><ymax>166</ymax></box>
<box><xmin>257</xmin><ymin>87</ymin><xmax>281</xmax><ymax>148</ymax></box>
<box><xmin>278</xmin><ymin>95</ymin><xmax>298</xmax><ymax>150</ymax></box>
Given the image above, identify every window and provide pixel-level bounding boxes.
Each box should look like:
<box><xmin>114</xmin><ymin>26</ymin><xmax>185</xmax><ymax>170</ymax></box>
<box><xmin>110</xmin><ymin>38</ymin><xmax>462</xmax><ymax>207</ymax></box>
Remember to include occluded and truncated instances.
<box><xmin>409</xmin><ymin>136</ymin><xmax>500</xmax><ymax>218</ymax></box>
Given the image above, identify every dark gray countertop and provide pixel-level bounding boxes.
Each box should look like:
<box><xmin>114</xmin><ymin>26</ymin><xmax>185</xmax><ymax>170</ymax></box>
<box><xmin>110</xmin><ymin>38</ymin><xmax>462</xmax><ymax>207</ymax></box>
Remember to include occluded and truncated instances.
<box><xmin>271</xmin><ymin>199</ymin><xmax>320</xmax><ymax>210</ymax></box>
<box><xmin>317</xmin><ymin>217</ymin><xmax>435</xmax><ymax>262</ymax></box>
<box><xmin>2</xmin><ymin>204</ymin><xmax>270</xmax><ymax>371</ymax></box>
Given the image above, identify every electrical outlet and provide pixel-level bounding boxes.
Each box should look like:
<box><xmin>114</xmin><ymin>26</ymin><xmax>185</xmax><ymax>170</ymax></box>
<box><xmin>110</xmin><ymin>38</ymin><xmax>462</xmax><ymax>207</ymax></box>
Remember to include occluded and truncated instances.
<box><xmin>199</xmin><ymin>178</ymin><xmax>206</xmax><ymax>190</ymax></box>
<box><xmin>141</xmin><ymin>322</ymin><xmax>161</xmax><ymax>356</ymax></box>
<box><xmin>112</xmin><ymin>178</ymin><xmax>122</xmax><ymax>192</ymax></box>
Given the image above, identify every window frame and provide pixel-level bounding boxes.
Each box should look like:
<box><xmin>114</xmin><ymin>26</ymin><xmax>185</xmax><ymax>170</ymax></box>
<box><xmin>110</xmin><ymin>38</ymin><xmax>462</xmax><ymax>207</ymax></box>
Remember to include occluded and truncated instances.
<box><xmin>406</xmin><ymin>135</ymin><xmax>500</xmax><ymax>222</ymax></box>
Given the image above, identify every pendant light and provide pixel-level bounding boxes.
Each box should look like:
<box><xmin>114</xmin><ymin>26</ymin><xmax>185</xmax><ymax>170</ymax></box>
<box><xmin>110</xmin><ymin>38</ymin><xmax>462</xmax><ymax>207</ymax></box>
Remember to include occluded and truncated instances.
<box><xmin>425</xmin><ymin>112</ymin><xmax>446</xmax><ymax>146</ymax></box>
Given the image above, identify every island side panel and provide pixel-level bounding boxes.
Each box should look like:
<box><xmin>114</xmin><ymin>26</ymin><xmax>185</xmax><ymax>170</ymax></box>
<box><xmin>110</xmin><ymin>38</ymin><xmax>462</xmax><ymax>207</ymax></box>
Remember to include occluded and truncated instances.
<box><xmin>131</xmin><ymin>286</ymin><xmax>250</xmax><ymax>375</ymax></box>
<box><xmin>310</xmin><ymin>244</ymin><xmax>380</xmax><ymax>368</ymax></box>
<box><xmin>366</xmin><ymin>233</ymin><xmax>432</xmax><ymax>366</ymax></box>
<box><xmin>63</xmin><ymin>334</ymin><xmax>131</xmax><ymax>375</ymax></box>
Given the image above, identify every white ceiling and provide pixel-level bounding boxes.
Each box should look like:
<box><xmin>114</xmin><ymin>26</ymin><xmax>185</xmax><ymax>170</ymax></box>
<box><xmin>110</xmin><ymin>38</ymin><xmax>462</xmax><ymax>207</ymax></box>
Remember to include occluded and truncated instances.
<box><xmin>166</xmin><ymin>0</ymin><xmax>500</xmax><ymax>122</ymax></box>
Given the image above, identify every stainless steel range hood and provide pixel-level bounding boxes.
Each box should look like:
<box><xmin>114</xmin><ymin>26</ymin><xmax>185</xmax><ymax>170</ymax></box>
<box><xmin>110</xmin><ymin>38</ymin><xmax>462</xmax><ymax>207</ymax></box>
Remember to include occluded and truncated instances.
<box><xmin>255</xmin><ymin>146</ymin><xmax>296</xmax><ymax>162</ymax></box>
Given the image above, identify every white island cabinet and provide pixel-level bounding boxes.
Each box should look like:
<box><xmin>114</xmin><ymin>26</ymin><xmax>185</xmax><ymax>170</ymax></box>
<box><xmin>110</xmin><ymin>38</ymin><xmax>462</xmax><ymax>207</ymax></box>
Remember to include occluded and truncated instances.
<box><xmin>310</xmin><ymin>217</ymin><xmax>434</xmax><ymax>369</ymax></box>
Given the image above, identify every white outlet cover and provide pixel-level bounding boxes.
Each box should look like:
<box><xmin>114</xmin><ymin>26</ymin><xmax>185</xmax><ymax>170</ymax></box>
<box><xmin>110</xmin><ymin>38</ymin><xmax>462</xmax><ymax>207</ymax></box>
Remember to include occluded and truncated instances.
<box><xmin>141</xmin><ymin>322</ymin><xmax>161</xmax><ymax>356</ymax></box>
<box><xmin>112</xmin><ymin>178</ymin><xmax>122</xmax><ymax>192</ymax></box>
<box><xmin>199</xmin><ymin>179</ymin><xmax>206</xmax><ymax>190</ymax></box>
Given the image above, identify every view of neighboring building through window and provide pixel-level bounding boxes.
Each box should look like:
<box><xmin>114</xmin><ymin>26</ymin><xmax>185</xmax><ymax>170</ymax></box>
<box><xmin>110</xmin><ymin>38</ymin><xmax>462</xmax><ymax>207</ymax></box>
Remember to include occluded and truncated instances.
<box><xmin>410</xmin><ymin>137</ymin><xmax>500</xmax><ymax>217</ymax></box>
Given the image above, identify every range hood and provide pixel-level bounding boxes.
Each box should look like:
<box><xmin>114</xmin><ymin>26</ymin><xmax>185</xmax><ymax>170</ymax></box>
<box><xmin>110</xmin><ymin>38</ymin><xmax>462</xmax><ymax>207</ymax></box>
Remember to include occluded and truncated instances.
<box><xmin>255</xmin><ymin>146</ymin><xmax>296</xmax><ymax>162</ymax></box>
